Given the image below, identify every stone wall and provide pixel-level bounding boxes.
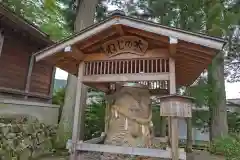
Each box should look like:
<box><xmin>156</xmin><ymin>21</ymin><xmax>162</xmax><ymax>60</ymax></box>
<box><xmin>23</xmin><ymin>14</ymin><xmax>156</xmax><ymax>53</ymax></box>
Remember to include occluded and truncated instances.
<box><xmin>0</xmin><ymin>117</ymin><xmax>57</xmax><ymax>160</ymax></box>
<box><xmin>0</xmin><ymin>99</ymin><xmax>59</xmax><ymax>125</ymax></box>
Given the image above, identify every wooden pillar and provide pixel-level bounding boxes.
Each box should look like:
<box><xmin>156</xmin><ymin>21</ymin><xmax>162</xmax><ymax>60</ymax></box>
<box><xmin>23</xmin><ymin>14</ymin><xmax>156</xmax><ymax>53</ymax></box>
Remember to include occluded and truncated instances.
<box><xmin>70</xmin><ymin>62</ymin><xmax>85</xmax><ymax>160</ymax></box>
<box><xmin>48</xmin><ymin>67</ymin><xmax>56</xmax><ymax>103</ymax></box>
<box><xmin>0</xmin><ymin>29</ymin><xmax>4</xmax><ymax>57</ymax></box>
<box><xmin>24</xmin><ymin>55</ymin><xmax>35</xmax><ymax>99</ymax></box>
<box><xmin>186</xmin><ymin>117</ymin><xmax>193</xmax><ymax>152</ymax></box>
<box><xmin>169</xmin><ymin>57</ymin><xmax>179</xmax><ymax>160</ymax></box>
<box><xmin>79</xmin><ymin>84</ymin><xmax>88</xmax><ymax>140</ymax></box>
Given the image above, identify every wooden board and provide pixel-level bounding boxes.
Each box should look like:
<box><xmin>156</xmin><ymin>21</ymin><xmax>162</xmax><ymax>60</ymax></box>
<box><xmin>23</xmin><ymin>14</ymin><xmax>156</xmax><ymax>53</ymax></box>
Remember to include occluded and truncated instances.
<box><xmin>66</xmin><ymin>141</ymin><xmax>186</xmax><ymax>160</ymax></box>
<box><xmin>102</xmin><ymin>36</ymin><xmax>148</xmax><ymax>57</ymax></box>
<box><xmin>160</xmin><ymin>101</ymin><xmax>192</xmax><ymax>117</ymax></box>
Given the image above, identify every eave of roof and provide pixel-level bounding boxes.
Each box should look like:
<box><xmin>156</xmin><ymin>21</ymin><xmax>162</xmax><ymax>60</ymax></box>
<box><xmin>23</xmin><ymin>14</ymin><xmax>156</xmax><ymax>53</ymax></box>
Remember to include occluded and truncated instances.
<box><xmin>34</xmin><ymin>14</ymin><xmax>226</xmax><ymax>61</ymax></box>
<box><xmin>0</xmin><ymin>3</ymin><xmax>53</xmax><ymax>45</ymax></box>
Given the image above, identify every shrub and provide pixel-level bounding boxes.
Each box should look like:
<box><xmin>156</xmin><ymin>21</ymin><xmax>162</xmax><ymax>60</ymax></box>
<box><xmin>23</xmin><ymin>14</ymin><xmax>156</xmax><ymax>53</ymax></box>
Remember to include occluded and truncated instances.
<box><xmin>210</xmin><ymin>134</ymin><xmax>240</xmax><ymax>160</ymax></box>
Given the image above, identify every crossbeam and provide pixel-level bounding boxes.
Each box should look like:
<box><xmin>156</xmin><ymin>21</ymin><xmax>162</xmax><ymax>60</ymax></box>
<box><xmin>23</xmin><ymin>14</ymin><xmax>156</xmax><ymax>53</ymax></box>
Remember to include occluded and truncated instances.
<box><xmin>66</xmin><ymin>141</ymin><xmax>186</xmax><ymax>160</ymax></box>
<box><xmin>82</xmin><ymin>73</ymin><xmax>169</xmax><ymax>83</ymax></box>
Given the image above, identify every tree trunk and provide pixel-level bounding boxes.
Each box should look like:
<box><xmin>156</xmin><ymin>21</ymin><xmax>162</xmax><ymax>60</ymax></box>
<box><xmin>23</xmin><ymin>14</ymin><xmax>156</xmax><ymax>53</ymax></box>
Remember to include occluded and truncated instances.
<box><xmin>204</xmin><ymin>0</ymin><xmax>228</xmax><ymax>142</ymax></box>
<box><xmin>102</xmin><ymin>85</ymin><xmax>152</xmax><ymax>160</ymax></box>
<box><xmin>55</xmin><ymin>0</ymin><xmax>98</xmax><ymax>147</ymax></box>
<box><xmin>208</xmin><ymin>53</ymin><xmax>228</xmax><ymax>141</ymax></box>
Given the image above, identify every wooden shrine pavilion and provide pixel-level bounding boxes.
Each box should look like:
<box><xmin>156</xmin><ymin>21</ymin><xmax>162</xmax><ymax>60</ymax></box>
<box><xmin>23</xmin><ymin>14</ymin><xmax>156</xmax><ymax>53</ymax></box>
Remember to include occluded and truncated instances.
<box><xmin>0</xmin><ymin>4</ymin><xmax>54</xmax><ymax>102</ymax></box>
<box><xmin>34</xmin><ymin>11</ymin><xmax>225</xmax><ymax>160</ymax></box>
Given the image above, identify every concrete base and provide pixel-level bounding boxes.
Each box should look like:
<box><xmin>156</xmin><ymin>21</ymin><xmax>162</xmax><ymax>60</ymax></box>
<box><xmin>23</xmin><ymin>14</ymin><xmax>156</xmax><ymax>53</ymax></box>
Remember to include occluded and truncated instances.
<box><xmin>0</xmin><ymin>98</ymin><xmax>59</xmax><ymax>124</ymax></box>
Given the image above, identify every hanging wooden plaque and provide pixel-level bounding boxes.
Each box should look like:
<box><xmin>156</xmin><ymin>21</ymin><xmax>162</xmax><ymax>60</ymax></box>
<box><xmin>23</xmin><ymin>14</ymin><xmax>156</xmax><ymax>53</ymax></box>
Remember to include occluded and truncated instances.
<box><xmin>102</xmin><ymin>36</ymin><xmax>148</xmax><ymax>57</ymax></box>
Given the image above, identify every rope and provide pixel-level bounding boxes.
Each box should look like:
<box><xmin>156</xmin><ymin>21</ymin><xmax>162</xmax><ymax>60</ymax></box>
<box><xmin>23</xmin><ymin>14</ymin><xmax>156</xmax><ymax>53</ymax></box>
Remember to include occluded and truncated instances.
<box><xmin>111</xmin><ymin>105</ymin><xmax>152</xmax><ymax>125</ymax></box>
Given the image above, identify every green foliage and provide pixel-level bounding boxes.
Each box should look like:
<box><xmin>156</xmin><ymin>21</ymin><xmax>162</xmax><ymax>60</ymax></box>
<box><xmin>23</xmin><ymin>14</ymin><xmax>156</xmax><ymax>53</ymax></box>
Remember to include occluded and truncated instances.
<box><xmin>191</xmin><ymin>109</ymin><xmax>240</xmax><ymax>133</ymax></box>
<box><xmin>52</xmin><ymin>88</ymin><xmax>65</xmax><ymax>123</ymax></box>
<box><xmin>152</xmin><ymin>105</ymin><xmax>161</xmax><ymax>136</ymax></box>
<box><xmin>84</xmin><ymin>102</ymin><xmax>105</xmax><ymax>140</ymax></box>
<box><xmin>52</xmin><ymin>88</ymin><xmax>65</xmax><ymax>106</ymax></box>
<box><xmin>186</xmin><ymin>76</ymin><xmax>209</xmax><ymax>107</ymax></box>
<box><xmin>210</xmin><ymin>134</ymin><xmax>240</xmax><ymax>160</ymax></box>
<box><xmin>3</xmin><ymin>0</ymin><xmax>72</xmax><ymax>41</ymax></box>
<box><xmin>52</xmin><ymin>86</ymin><xmax>105</xmax><ymax>140</ymax></box>
<box><xmin>228</xmin><ymin>112</ymin><xmax>240</xmax><ymax>133</ymax></box>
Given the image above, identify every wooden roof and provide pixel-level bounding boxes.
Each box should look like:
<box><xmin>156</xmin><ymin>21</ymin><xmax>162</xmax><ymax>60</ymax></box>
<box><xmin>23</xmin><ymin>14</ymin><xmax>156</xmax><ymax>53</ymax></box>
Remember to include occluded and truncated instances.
<box><xmin>34</xmin><ymin>12</ymin><xmax>225</xmax><ymax>86</ymax></box>
<box><xmin>0</xmin><ymin>4</ymin><xmax>52</xmax><ymax>45</ymax></box>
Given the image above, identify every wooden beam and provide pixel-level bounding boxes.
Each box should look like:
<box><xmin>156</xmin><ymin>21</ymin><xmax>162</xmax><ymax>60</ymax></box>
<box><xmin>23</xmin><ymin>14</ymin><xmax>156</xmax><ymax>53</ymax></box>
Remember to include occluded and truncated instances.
<box><xmin>79</xmin><ymin>30</ymin><xmax>116</xmax><ymax>50</ymax></box>
<box><xmin>169</xmin><ymin>37</ymin><xmax>178</xmax><ymax>56</ymax></box>
<box><xmin>114</xmin><ymin>24</ymin><xmax>124</xmax><ymax>35</ymax></box>
<box><xmin>66</xmin><ymin>46</ymin><xmax>85</xmax><ymax>60</ymax></box>
<box><xmin>126</xmin><ymin>28</ymin><xmax>169</xmax><ymax>44</ymax></box>
<box><xmin>0</xmin><ymin>87</ymin><xmax>51</xmax><ymax>100</ymax></box>
<box><xmin>178</xmin><ymin>41</ymin><xmax>217</xmax><ymax>56</ymax></box>
<box><xmin>177</xmin><ymin>47</ymin><xmax>213</xmax><ymax>60</ymax></box>
<box><xmin>66</xmin><ymin>141</ymin><xmax>186</xmax><ymax>160</ymax></box>
<box><xmin>176</xmin><ymin>59</ymin><xmax>206</xmax><ymax>66</ymax></box>
<box><xmin>120</xmin><ymin>18</ymin><xmax>224</xmax><ymax>50</ymax></box>
<box><xmin>35</xmin><ymin>19</ymin><xmax>118</xmax><ymax>62</ymax></box>
<box><xmin>176</xmin><ymin>52</ymin><xmax>210</xmax><ymax>63</ymax></box>
<box><xmin>24</xmin><ymin>55</ymin><xmax>35</xmax><ymax>99</ymax></box>
<box><xmin>0</xmin><ymin>29</ymin><xmax>4</xmax><ymax>57</ymax></box>
<box><xmin>84</xmin><ymin>48</ymin><xmax>169</xmax><ymax>61</ymax></box>
<box><xmin>70</xmin><ymin>62</ymin><xmax>85</xmax><ymax>160</ymax></box>
<box><xmin>82</xmin><ymin>73</ymin><xmax>170</xmax><ymax>83</ymax></box>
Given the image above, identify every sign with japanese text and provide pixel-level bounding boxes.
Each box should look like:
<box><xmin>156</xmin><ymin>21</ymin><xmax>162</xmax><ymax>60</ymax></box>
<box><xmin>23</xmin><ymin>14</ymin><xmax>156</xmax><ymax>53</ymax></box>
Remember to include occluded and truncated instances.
<box><xmin>102</xmin><ymin>36</ymin><xmax>148</xmax><ymax>57</ymax></box>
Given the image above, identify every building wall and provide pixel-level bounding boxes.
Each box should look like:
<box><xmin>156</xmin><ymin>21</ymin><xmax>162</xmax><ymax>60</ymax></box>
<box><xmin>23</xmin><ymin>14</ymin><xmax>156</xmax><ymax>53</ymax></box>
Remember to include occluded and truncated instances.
<box><xmin>0</xmin><ymin>30</ymin><xmax>31</xmax><ymax>90</ymax></box>
<box><xmin>178</xmin><ymin>119</ymin><xmax>209</xmax><ymax>143</ymax></box>
<box><xmin>0</xmin><ymin>28</ymin><xmax>53</xmax><ymax>99</ymax></box>
<box><xmin>30</xmin><ymin>61</ymin><xmax>53</xmax><ymax>95</ymax></box>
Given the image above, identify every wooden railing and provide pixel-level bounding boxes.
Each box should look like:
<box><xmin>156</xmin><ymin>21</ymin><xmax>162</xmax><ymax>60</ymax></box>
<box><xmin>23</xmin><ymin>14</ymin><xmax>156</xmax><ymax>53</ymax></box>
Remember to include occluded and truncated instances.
<box><xmin>84</xmin><ymin>58</ymin><xmax>169</xmax><ymax>76</ymax></box>
<box><xmin>109</xmin><ymin>80</ymin><xmax>169</xmax><ymax>92</ymax></box>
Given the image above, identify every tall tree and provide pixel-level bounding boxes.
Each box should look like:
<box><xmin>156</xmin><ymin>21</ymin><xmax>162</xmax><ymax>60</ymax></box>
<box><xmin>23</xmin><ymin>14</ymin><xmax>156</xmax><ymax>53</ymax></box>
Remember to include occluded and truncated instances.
<box><xmin>54</xmin><ymin>0</ymin><xmax>99</xmax><ymax>148</ymax></box>
<box><xmin>204</xmin><ymin>0</ymin><xmax>239</xmax><ymax>140</ymax></box>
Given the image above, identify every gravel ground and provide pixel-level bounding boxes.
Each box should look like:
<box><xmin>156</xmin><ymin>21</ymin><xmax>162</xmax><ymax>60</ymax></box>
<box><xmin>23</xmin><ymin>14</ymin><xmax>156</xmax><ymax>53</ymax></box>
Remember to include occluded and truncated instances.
<box><xmin>38</xmin><ymin>151</ymin><xmax>225</xmax><ymax>160</ymax></box>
